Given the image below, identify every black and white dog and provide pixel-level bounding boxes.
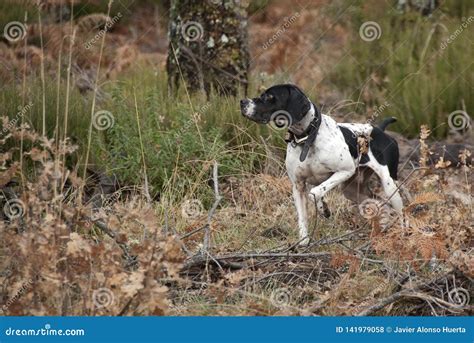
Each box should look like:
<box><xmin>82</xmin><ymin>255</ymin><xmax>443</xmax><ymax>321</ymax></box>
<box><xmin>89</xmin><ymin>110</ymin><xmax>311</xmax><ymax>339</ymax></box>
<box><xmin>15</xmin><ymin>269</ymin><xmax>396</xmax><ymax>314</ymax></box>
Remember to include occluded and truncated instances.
<box><xmin>240</xmin><ymin>84</ymin><xmax>402</xmax><ymax>245</ymax></box>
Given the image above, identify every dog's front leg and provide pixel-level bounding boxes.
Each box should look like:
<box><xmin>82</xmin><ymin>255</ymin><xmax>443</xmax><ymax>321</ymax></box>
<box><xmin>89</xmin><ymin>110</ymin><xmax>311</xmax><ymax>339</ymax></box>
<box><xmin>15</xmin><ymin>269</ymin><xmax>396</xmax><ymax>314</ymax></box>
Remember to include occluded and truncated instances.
<box><xmin>292</xmin><ymin>182</ymin><xmax>310</xmax><ymax>246</ymax></box>
<box><xmin>309</xmin><ymin>170</ymin><xmax>354</xmax><ymax>204</ymax></box>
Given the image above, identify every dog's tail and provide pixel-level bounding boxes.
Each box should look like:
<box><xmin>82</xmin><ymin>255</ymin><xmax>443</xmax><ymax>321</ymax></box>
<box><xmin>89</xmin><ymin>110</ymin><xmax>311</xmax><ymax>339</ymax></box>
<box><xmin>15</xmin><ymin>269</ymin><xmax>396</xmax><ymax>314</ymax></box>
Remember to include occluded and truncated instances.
<box><xmin>378</xmin><ymin>117</ymin><xmax>397</xmax><ymax>131</ymax></box>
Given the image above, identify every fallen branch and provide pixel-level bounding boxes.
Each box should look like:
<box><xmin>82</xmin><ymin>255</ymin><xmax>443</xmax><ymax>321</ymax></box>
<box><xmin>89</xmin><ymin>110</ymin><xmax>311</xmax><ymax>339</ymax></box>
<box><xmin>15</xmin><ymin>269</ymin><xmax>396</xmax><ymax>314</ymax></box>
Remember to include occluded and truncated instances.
<box><xmin>356</xmin><ymin>289</ymin><xmax>469</xmax><ymax>316</ymax></box>
<box><xmin>87</xmin><ymin>216</ymin><xmax>138</xmax><ymax>269</ymax></box>
<box><xmin>182</xmin><ymin>252</ymin><xmax>331</xmax><ymax>272</ymax></box>
<box><xmin>355</xmin><ymin>270</ymin><xmax>458</xmax><ymax>316</ymax></box>
<box><xmin>356</xmin><ymin>290</ymin><xmax>409</xmax><ymax>316</ymax></box>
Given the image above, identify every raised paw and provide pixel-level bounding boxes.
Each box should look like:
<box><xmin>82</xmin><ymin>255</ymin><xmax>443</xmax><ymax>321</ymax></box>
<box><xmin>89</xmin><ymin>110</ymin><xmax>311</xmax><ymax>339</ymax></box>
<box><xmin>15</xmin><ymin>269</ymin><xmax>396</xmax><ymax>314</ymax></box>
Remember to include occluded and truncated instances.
<box><xmin>308</xmin><ymin>187</ymin><xmax>324</xmax><ymax>203</ymax></box>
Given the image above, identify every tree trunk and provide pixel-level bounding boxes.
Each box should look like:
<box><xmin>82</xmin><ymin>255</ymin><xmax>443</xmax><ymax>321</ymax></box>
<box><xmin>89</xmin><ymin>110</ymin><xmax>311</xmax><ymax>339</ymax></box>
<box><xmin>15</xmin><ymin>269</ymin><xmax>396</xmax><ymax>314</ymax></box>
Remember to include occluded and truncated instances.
<box><xmin>397</xmin><ymin>0</ymin><xmax>439</xmax><ymax>16</ymax></box>
<box><xmin>166</xmin><ymin>0</ymin><xmax>249</xmax><ymax>97</ymax></box>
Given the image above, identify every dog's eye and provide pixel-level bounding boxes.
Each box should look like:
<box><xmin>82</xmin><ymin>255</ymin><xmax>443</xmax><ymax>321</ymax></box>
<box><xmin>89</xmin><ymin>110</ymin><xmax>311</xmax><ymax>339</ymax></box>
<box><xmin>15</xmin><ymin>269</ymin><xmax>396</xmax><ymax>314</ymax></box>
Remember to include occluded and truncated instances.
<box><xmin>264</xmin><ymin>94</ymin><xmax>274</xmax><ymax>101</ymax></box>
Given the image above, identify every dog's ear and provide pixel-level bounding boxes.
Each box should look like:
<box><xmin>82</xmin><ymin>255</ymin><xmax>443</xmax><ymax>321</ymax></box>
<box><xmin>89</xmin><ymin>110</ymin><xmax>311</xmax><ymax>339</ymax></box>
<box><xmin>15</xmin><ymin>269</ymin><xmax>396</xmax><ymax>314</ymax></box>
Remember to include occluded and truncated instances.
<box><xmin>286</xmin><ymin>85</ymin><xmax>311</xmax><ymax>122</ymax></box>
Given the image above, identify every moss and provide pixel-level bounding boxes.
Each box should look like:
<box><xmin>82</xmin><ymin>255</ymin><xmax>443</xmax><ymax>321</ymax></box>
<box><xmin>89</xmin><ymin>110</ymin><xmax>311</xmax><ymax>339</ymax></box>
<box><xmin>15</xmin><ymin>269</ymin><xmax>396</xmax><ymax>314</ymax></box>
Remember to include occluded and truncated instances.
<box><xmin>167</xmin><ymin>0</ymin><xmax>249</xmax><ymax>96</ymax></box>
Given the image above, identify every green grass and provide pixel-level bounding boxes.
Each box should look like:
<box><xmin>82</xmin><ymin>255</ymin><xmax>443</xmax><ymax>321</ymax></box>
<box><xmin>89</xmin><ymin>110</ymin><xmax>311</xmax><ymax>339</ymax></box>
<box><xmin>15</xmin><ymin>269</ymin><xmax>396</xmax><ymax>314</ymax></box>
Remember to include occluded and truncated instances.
<box><xmin>2</xmin><ymin>65</ymin><xmax>286</xmax><ymax>204</ymax></box>
<box><xmin>0</xmin><ymin>1</ymin><xmax>36</xmax><ymax>27</ymax></box>
<box><xmin>92</xmin><ymin>66</ymin><xmax>285</xmax><ymax>202</ymax></box>
<box><xmin>0</xmin><ymin>0</ymin><xmax>267</xmax><ymax>30</ymax></box>
<box><xmin>328</xmin><ymin>0</ymin><xmax>473</xmax><ymax>138</ymax></box>
<box><xmin>2</xmin><ymin>0</ymin><xmax>471</xmax><ymax>201</ymax></box>
<box><xmin>0</xmin><ymin>0</ymin><xmax>148</xmax><ymax>29</ymax></box>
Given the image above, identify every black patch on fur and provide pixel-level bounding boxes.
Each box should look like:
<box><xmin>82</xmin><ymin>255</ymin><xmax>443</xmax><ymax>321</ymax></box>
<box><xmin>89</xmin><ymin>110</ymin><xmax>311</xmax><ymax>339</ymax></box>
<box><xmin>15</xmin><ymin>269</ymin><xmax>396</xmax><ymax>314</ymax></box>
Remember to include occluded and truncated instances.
<box><xmin>285</xmin><ymin>85</ymin><xmax>311</xmax><ymax>122</ymax></box>
<box><xmin>360</xmin><ymin>153</ymin><xmax>370</xmax><ymax>164</ymax></box>
<box><xmin>339</xmin><ymin>125</ymin><xmax>399</xmax><ymax>180</ymax></box>
<box><xmin>378</xmin><ymin>117</ymin><xmax>397</xmax><ymax>131</ymax></box>
<box><xmin>338</xmin><ymin>126</ymin><xmax>359</xmax><ymax>159</ymax></box>
<box><xmin>368</xmin><ymin>127</ymin><xmax>399</xmax><ymax>180</ymax></box>
<box><xmin>240</xmin><ymin>84</ymin><xmax>311</xmax><ymax>124</ymax></box>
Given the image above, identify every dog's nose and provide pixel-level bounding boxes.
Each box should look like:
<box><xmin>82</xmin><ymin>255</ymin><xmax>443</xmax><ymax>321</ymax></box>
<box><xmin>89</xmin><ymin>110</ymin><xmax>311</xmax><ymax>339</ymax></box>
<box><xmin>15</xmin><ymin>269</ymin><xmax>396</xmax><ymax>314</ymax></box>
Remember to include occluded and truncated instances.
<box><xmin>240</xmin><ymin>99</ymin><xmax>249</xmax><ymax>106</ymax></box>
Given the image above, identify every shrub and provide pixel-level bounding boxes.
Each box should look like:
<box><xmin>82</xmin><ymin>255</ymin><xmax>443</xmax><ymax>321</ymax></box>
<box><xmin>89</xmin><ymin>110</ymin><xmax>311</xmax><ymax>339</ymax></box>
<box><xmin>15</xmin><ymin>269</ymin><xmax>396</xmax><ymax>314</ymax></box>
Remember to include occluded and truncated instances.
<box><xmin>329</xmin><ymin>0</ymin><xmax>473</xmax><ymax>138</ymax></box>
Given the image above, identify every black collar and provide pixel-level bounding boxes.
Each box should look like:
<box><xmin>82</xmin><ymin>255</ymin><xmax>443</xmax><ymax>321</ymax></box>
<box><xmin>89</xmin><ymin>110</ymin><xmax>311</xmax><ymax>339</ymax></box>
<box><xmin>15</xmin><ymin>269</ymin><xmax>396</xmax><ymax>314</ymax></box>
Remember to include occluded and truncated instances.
<box><xmin>285</xmin><ymin>103</ymin><xmax>322</xmax><ymax>162</ymax></box>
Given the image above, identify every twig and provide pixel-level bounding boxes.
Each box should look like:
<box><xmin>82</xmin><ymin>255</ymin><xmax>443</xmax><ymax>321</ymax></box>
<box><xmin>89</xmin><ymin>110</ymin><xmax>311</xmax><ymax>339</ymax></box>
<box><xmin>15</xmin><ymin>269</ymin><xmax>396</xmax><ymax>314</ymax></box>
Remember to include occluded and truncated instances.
<box><xmin>87</xmin><ymin>217</ymin><xmax>137</xmax><ymax>269</ymax></box>
<box><xmin>182</xmin><ymin>252</ymin><xmax>331</xmax><ymax>271</ymax></box>
<box><xmin>355</xmin><ymin>270</ymin><xmax>456</xmax><ymax>316</ymax></box>
<box><xmin>357</xmin><ymin>289</ymin><xmax>468</xmax><ymax>316</ymax></box>
<box><xmin>177</xmin><ymin>42</ymin><xmax>205</xmax><ymax>94</ymax></box>
<box><xmin>179</xmin><ymin>44</ymin><xmax>248</xmax><ymax>84</ymax></box>
<box><xmin>203</xmin><ymin>161</ymin><xmax>222</xmax><ymax>251</ymax></box>
<box><xmin>179</xmin><ymin>224</ymin><xmax>206</xmax><ymax>240</ymax></box>
<box><xmin>133</xmin><ymin>89</ymin><xmax>152</xmax><ymax>203</ymax></box>
<box><xmin>356</xmin><ymin>290</ymin><xmax>409</xmax><ymax>316</ymax></box>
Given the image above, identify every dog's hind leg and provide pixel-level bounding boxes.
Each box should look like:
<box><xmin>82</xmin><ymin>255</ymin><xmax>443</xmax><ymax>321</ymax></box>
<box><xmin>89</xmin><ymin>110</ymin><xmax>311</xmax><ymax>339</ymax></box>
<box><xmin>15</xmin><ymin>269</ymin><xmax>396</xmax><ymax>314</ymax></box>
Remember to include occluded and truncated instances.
<box><xmin>292</xmin><ymin>182</ymin><xmax>310</xmax><ymax>245</ymax></box>
<box><xmin>341</xmin><ymin>167</ymin><xmax>374</xmax><ymax>204</ymax></box>
<box><xmin>365</xmin><ymin>160</ymin><xmax>403</xmax><ymax>212</ymax></box>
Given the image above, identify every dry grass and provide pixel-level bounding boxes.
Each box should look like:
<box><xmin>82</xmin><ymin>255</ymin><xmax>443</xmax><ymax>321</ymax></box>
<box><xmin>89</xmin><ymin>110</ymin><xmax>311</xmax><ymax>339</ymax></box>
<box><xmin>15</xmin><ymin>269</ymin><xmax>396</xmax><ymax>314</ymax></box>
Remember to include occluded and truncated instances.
<box><xmin>0</xmin><ymin>0</ymin><xmax>472</xmax><ymax>318</ymax></box>
<box><xmin>1</xmin><ymin>117</ymin><xmax>472</xmax><ymax>316</ymax></box>
<box><xmin>0</xmin><ymin>120</ymin><xmax>184</xmax><ymax>315</ymax></box>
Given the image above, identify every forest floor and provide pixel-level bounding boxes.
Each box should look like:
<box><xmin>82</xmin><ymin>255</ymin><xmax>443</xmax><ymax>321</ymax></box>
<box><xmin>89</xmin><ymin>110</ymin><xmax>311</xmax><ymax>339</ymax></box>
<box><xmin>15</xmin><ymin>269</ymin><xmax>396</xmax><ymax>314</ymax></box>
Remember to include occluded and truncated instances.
<box><xmin>0</xmin><ymin>0</ymin><xmax>472</xmax><ymax>316</ymax></box>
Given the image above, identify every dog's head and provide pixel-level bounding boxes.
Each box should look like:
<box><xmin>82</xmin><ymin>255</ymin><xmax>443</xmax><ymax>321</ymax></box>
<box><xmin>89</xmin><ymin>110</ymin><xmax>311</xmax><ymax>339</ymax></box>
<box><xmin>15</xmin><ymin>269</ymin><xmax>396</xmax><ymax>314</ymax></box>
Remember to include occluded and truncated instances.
<box><xmin>240</xmin><ymin>84</ymin><xmax>311</xmax><ymax>127</ymax></box>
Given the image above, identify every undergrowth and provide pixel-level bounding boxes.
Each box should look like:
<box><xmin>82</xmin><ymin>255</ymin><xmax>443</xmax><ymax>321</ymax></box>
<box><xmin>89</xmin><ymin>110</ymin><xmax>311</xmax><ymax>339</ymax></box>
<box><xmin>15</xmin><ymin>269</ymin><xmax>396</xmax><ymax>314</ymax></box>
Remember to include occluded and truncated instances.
<box><xmin>328</xmin><ymin>0</ymin><xmax>473</xmax><ymax>138</ymax></box>
<box><xmin>0</xmin><ymin>120</ymin><xmax>184</xmax><ymax>315</ymax></box>
<box><xmin>1</xmin><ymin>120</ymin><xmax>471</xmax><ymax>316</ymax></box>
<box><xmin>0</xmin><ymin>0</ymin><xmax>472</xmax><ymax>317</ymax></box>
<box><xmin>1</xmin><ymin>67</ymin><xmax>282</xmax><ymax>203</ymax></box>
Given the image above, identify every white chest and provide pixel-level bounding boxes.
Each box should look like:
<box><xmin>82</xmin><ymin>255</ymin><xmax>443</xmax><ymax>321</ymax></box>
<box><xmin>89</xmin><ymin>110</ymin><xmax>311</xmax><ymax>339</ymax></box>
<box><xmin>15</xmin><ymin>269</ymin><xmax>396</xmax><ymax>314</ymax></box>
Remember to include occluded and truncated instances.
<box><xmin>285</xmin><ymin>115</ymin><xmax>356</xmax><ymax>185</ymax></box>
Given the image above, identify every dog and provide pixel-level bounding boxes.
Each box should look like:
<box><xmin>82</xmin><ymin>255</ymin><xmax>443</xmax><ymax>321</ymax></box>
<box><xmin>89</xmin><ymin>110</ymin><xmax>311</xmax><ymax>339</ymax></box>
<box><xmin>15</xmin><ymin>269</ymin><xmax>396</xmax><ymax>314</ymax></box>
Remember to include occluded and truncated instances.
<box><xmin>240</xmin><ymin>84</ymin><xmax>403</xmax><ymax>245</ymax></box>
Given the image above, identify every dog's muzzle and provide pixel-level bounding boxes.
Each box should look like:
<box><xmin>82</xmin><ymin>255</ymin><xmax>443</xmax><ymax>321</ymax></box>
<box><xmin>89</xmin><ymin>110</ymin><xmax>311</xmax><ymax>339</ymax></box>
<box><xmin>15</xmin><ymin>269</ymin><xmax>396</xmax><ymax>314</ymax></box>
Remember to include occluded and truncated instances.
<box><xmin>240</xmin><ymin>99</ymin><xmax>255</xmax><ymax>118</ymax></box>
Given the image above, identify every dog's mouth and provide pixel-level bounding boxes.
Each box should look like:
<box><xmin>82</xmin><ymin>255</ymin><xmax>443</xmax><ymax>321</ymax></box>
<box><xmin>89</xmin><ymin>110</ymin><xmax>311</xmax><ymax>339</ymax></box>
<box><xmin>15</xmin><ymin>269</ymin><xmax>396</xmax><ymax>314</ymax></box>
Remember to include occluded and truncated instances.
<box><xmin>239</xmin><ymin>99</ymin><xmax>272</xmax><ymax>124</ymax></box>
<box><xmin>239</xmin><ymin>99</ymin><xmax>255</xmax><ymax>118</ymax></box>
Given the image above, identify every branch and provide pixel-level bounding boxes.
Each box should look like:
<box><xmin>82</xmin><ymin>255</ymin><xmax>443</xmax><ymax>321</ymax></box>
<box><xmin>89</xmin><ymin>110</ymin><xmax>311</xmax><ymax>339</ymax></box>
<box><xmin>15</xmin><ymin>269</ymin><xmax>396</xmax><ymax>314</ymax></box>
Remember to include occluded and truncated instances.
<box><xmin>203</xmin><ymin>160</ymin><xmax>222</xmax><ymax>252</ymax></box>
<box><xmin>179</xmin><ymin>43</ymin><xmax>249</xmax><ymax>84</ymax></box>
<box><xmin>356</xmin><ymin>289</ymin><xmax>469</xmax><ymax>316</ymax></box>
<box><xmin>182</xmin><ymin>252</ymin><xmax>331</xmax><ymax>272</ymax></box>
<box><xmin>356</xmin><ymin>290</ymin><xmax>408</xmax><ymax>316</ymax></box>
<box><xmin>87</xmin><ymin>217</ymin><xmax>137</xmax><ymax>268</ymax></box>
<box><xmin>355</xmin><ymin>270</ymin><xmax>457</xmax><ymax>316</ymax></box>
